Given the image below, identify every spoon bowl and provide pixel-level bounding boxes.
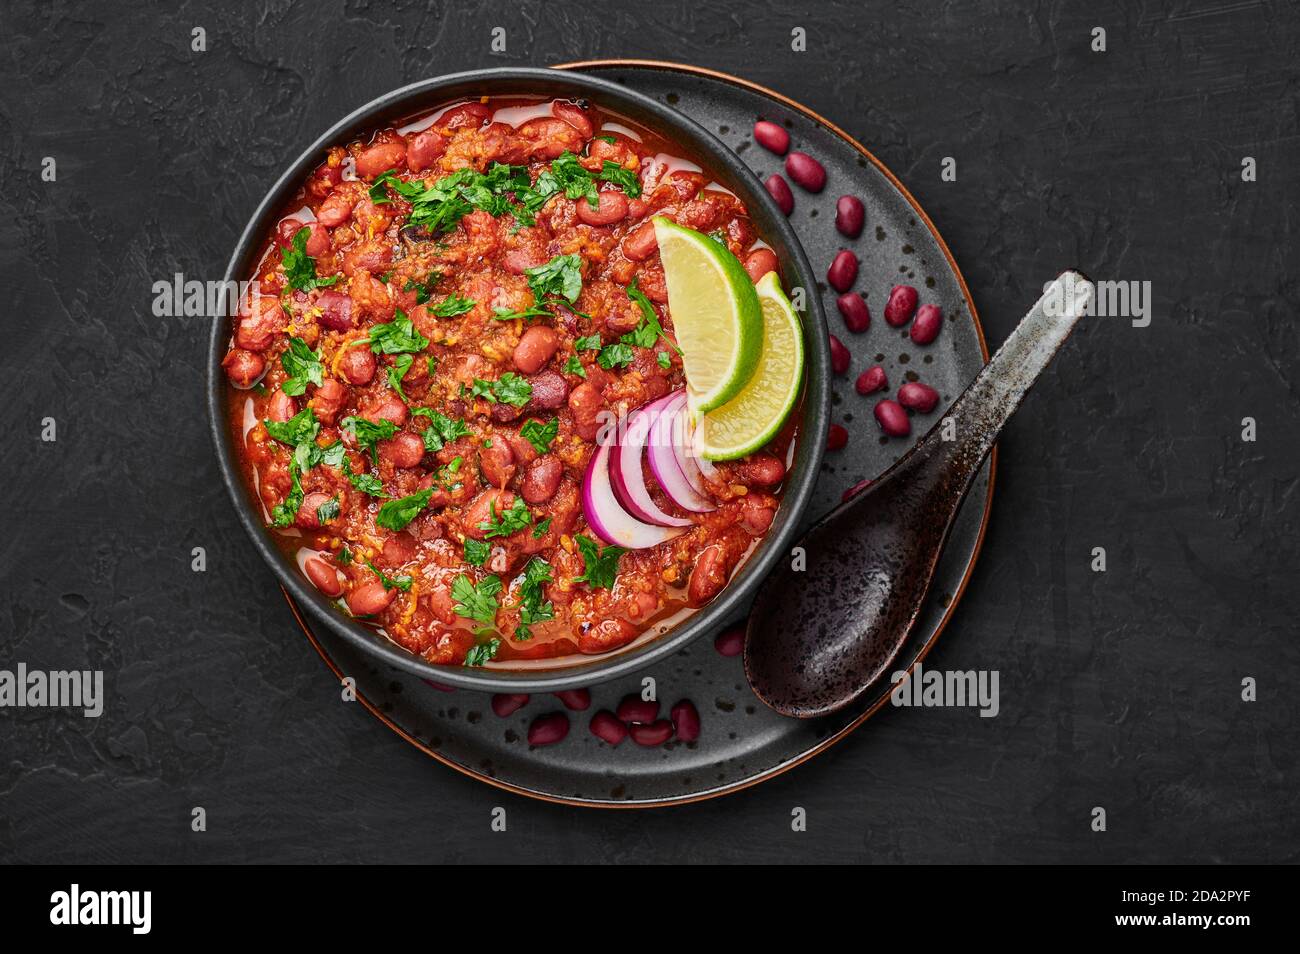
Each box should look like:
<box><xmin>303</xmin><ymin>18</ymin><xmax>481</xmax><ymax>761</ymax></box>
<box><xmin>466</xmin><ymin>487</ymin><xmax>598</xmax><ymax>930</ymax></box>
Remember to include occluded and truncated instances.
<box><xmin>745</xmin><ymin>271</ymin><xmax>1094</xmax><ymax>718</ymax></box>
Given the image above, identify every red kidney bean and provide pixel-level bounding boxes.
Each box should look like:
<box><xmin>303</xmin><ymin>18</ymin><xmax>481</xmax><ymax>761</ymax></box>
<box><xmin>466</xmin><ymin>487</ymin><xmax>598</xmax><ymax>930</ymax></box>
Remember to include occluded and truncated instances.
<box><xmin>785</xmin><ymin>151</ymin><xmax>826</xmax><ymax>192</ymax></box>
<box><xmin>462</xmin><ymin>489</ymin><xmax>514</xmax><ymax>540</ymax></box>
<box><xmin>829</xmin><ymin>334</ymin><xmax>851</xmax><ymax>375</ymax></box>
<box><xmin>527</xmin><ymin>711</ymin><xmax>569</xmax><ymax>746</ymax></box>
<box><xmin>380</xmin><ymin>532</ymin><xmax>416</xmax><ymax>566</ymax></box>
<box><xmin>630</xmin><ymin>719</ymin><xmax>675</xmax><ymax>746</ymax></box>
<box><xmin>687</xmin><ymin>544</ymin><xmax>729</xmax><ymax>606</ymax></box>
<box><xmin>827</xmin><ymin>423</ymin><xmax>849</xmax><ymax>451</ymax></box>
<box><xmin>521</xmin><ymin>455</ymin><xmax>563</xmax><ymax>504</ymax></box>
<box><xmin>524</xmin><ymin>369</ymin><xmax>569</xmax><ymax>411</ymax></box>
<box><xmin>439</xmin><ymin>102</ymin><xmax>492</xmax><ymax>130</ymax></box>
<box><xmin>405</xmin><ymin>129</ymin><xmax>447</xmax><ymax>173</ymax></box>
<box><xmin>479</xmin><ymin>439</ymin><xmax>515</xmax><ymax>488</ymax></box>
<box><xmin>842</xmin><ymin>478</ymin><xmax>872</xmax><ymax>502</ymax></box>
<box><xmin>753</xmin><ymin>120</ymin><xmax>790</xmax><ymax>155</ymax></box>
<box><xmin>898</xmin><ymin>381</ymin><xmax>940</xmax><ymax>413</ymax></box>
<box><xmin>552</xmin><ymin>100</ymin><xmax>595</xmax><ymax>139</ymax></box>
<box><xmin>491</xmin><ymin>693</ymin><xmax>529</xmax><ymax>717</ymax></box>
<box><xmin>884</xmin><ymin>284</ymin><xmax>919</xmax><ymax>327</ymax></box>
<box><xmin>743</xmin><ymin>248</ymin><xmax>779</xmax><ymax>283</ymax></box>
<box><xmin>295</xmin><ymin>492</ymin><xmax>334</xmax><ymax>530</ymax></box>
<box><xmin>222</xmin><ymin>349</ymin><xmax>265</xmax><ymax>388</ymax></box>
<box><xmin>300</xmin><ymin>223</ymin><xmax>329</xmax><ymax>257</ymax></box>
<box><xmin>764</xmin><ymin>174</ymin><xmax>794</xmax><ymax>215</ymax></box>
<box><xmin>589</xmin><ymin>710</ymin><xmax>628</xmax><ymax>745</ymax></box>
<box><xmin>311</xmin><ymin>377</ymin><xmax>348</xmax><ymax>426</ymax></box>
<box><xmin>909</xmin><ymin>304</ymin><xmax>943</xmax><ymax>345</ymax></box>
<box><xmin>575</xmin><ymin>190</ymin><xmax>628</xmax><ymax>226</ymax></box>
<box><xmin>316</xmin><ymin>190</ymin><xmax>355</xmax><ymax>227</ymax></box>
<box><xmin>304</xmin><ymin>556</ymin><xmax>342</xmax><ymax>597</ymax></box>
<box><xmin>874</xmin><ymin>399</ymin><xmax>911</xmax><ymax>437</ymax></box>
<box><xmin>669</xmin><ymin>700</ymin><xmax>701</xmax><ymax>742</ymax></box>
<box><xmin>826</xmin><ymin>250</ymin><xmax>858</xmax><ymax>293</ymax></box>
<box><xmin>714</xmin><ymin>625</ymin><xmax>745</xmax><ymax>657</ymax></box>
<box><xmin>339</xmin><ymin>347</ymin><xmax>376</xmax><ymax>385</ymax></box>
<box><xmin>855</xmin><ymin>364</ymin><xmax>887</xmax><ymax>395</ymax></box>
<box><xmin>616</xmin><ymin>694</ymin><xmax>659</xmax><ymax>724</ymax></box>
<box><xmin>378</xmin><ymin>431</ymin><xmax>425</xmax><ymax>469</ymax></box>
<box><xmin>346</xmin><ymin>580</ymin><xmax>396</xmax><ymax>617</ymax></box>
<box><xmin>736</xmin><ymin>454</ymin><xmax>785</xmax><ymax>487</ymax></box>
<box><xmin>835</xmin><ymin>195</ymin><xmax>865</xmax><ymax>238</ymax></box>
<box><xmin>554</xmin><ymin>688</ymin><xmax>591</xmax><ymax>711</ymax></box>
<box><xmin>621</xmin><ymin>220</ymin><xmax>659</xmax><ymax>261</ymax></box>
<box><xmin>267</xmin><ymin>389</ymin><xmax>296</xmax><ymax>423</ymax></box>
<box><xmin>513</xmin><ymin>325</ymin><xmax>561</xmax><ymax>374</ymax></box>
<box><xmin>355</xmin><ymin>141</ymin><xmax>407</xmax><ymax>179</ymax></box>
<box><xmin>837</xmin><ymin>293</ymin><xmax>870</xmax><ymax>333</ymax></box>
<box><xmin>316</xmin><ymin>290</ymin><xmax>353</xmax><ymax>331</ymax></box>
<box><xmin>362</xmin><ymin>392</ymin><xmax>407</xmax><ymax>427</ymax></box>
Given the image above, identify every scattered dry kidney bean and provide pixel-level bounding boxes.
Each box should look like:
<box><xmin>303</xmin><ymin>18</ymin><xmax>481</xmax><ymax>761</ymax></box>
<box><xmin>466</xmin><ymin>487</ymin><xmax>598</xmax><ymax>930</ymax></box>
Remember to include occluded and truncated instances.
<box><xmin>909</xmin><ymin>304</ymin><xmax>943</xmax><ymax>344</ymax></box>
<box><xmin>884</xmin><ymin>284</ymin><xmax>919</xmax><ymax>326</ymax></box>
<box><xmin>764</xmin><ymin>174</ymin><xmax>794</xmax><ymax>215</ymax></box>
<box><xmin>785</xmin><ymin>151</ymin><xmax>827</xmax><ymax>192</ymax></box>
<box><xmin>856</xmin><ymin>365</ymin><xmax>888</xmax><ymax>395</ymax></box>
<box><xmin>753</xmin><ymin>120</ymin><xmax>790</xmax><ymax>155</ymax></box>
<box><xmin>589</xmin><ymin>710</ymin><xmax>628</xmax><ymax>745</ymax></box>
<box><xmin>837</xmin><ymin>293</ymin><xmax>870</xmax><ymax>333</ymax></box>
<box><xmin>829</xmin><ymin>334</ymin><xmax>850</xmax><ymax>375</ymax></box>
<box><xmin>554</xmin><ymin>688</ymin><xmax>591</xmax><ymax>711</ymax></box>
<box><xmin>715</xmin><ymin>625</ymin><xmax>745</xmax><ymax>656</ymax></box>
<box><xmin>827</xmin><ymin>423</ymin><xmax>849</xmax><ymax>450</ymax></box>
<box><xmin>670</xmin><ymin>700</ymin><xmax>701</xmax><ymax>742</ymax></box>
<box><xmin>630</xmin><ymin>719</ymin><xmax>676</xmax><ymax>746</ymax></box>
<box><xmin>842</xmin><ymin>478</ymin><xmax>872</xmax><ymax>502</ymax></box>
<box><xmin>616</xmin><ymin>694</ymin><xmax>659</xmax><ymax>724</ymax></box>
<box><xmin>898</xmin><ymin>381</ymin><xmax>940</xmax><ymax>413</ymax></box>
<box><xmin>491</xmin><ymin>693</ymin><xmax>530</xmax><ymax>717</ymax></box>
<box><xmin>874</xmin><ymin>399</ymin><xmax>911</xmax><ymax>437</ymax></box>
<box><xmin>827</xmin><ymin>250</ymin><xmax>859</xmax><ymax>293</ymax></box>
<box><xmin>527</xmin><ymin>711</ymin><xmax>569</xmax><ymax>746</ymax></box>
<box><xmin>835</xmin><ymin>195</ymin><xmax>865</xmax><ymax>238</ymax></box>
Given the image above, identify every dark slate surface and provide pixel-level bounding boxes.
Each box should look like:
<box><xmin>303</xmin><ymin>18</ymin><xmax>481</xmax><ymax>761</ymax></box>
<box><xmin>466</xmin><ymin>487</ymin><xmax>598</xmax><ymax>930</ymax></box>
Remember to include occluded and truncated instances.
<box><xmin>1</xmin><ymin>0</ymin><xmax>1296</xmax><ymax>863</ymax></box>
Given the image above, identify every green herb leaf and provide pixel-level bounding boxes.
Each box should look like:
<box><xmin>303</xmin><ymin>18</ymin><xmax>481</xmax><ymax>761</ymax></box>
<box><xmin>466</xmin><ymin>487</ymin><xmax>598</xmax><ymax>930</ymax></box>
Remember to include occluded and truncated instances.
<box><xmin>341</xmin><ymin>416</ymin><xmax>399</xmax><ymax>465</ymax></box>
<box><xmin>463</xmin><ymin>537</ymin><xmax>490</xmax><ymax>567</ymax></box>
<box><xmin>402</xmin><ymin>270</ymin><xmax>442</xmax><ymax>304</ymax></box>
<box><xmin>364</xmin><ymin>558</ymin><xmax>412</xmax><ymax>592</ymax></box>
<box><xmin>597</xmin><ymin>342</ymin><xmax>635</xmax><ymax>369</ymax></box>
<box><xmin>387</xmin><ymin>353</ymin><xmax>414</xmax><ymax>404</ymax></box>
<box><xmin>431</xmin><ymin>294</ymin><xmax>477</xmax><ymax>318</ymax></box>
<box><xmin>279</xmin><ymin>337</ymin><xmax>324</xmax><ymax>397</ymax></box>
<box><xmin>573</xmin><ymin>334</ymin><xmax>602</xmax><ymax>351</ymax></box>
<box><xmin>413</xmin><ymin>409</ymin><xmax>471</xmax><ymax>452</ymax></box>
<box><xmin>452</xmin><ymin>573</ymin><xmax>502</xmax><ymax>632</ymax></box>
<box><xmin>478</xmin><ymin>496</ymin><xmax>533</xmax><ymax>539</ymax></box>
<box><xmin>513</xmin><ymin>556</ymin><xmax>555</xmax><ymax>640</ymax></box>
<box><xmin>520</xmin><ymin>417</ymin><xmax>559</xmax><ymax>453</ymax></box>
<box><xmin>525</xmin><ymin>253</ymin><xmax>584</xmax><ymax>304</ymax></box>
<box><xmin>531</xmin><ymin>516</ymin><xmax>553</xmax><ymax>539</ymax></box>
<box><xmin>492</xmin><ymin>304</ymin><xmax>555</xmax><ymax>322</ymax></box>
<box><xmin>573</xmin><ymin>534</ymin><xmax>625</xmax><ymax>590</ymax></box>
<box><xmin>563</xmin><ymin>356</ymin><xmax>587</xmax><ymax>378</ymax></box>
<box><xmin>375</xmin><ymin>487</ymin><xmax>435</xmax><ymax>531</ymax></box>
<box><xmin>315</xmin><ymin>496</ymin><xmax>340</xmax><ymax>525</ymax></box>
<box><xmin>264</xmin><ymin>407</ymin><xmax>320</xmax><ymax>447</ymax></box>
<box><xmin>463</xmin><ymin>638</ymin><xmax>500</xmax><ymax>667</ymax></box>
<box><xmin>657</xmin><ymin>350</ymin><xmax>671</xmax><ymax>369</ymax></box>
<box><xmin>366</xmin><ymin>309</ymin><xmax>430</xmax><ymax>355</ymax></box>
<box><xmin>280</xmin><ymin>228</ymin><xmax>340</xmax><ymax>292</ymax></box>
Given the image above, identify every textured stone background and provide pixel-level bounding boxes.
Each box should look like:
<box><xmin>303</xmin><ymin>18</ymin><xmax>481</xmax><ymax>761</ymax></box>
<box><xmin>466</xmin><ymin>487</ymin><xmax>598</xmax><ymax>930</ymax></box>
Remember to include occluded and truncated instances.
<box><xmin>1</xmin><ymin>0</ymin><xmax>1296</xmax><ymax>863</ymax></box>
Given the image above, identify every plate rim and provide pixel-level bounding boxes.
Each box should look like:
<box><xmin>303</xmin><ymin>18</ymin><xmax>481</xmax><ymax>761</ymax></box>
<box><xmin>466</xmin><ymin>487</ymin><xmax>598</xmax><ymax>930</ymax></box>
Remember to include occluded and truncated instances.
<box><xmin>292</xmin><ymin>58</ymin><xmax>998</xmax><ymax>809</ymax></box>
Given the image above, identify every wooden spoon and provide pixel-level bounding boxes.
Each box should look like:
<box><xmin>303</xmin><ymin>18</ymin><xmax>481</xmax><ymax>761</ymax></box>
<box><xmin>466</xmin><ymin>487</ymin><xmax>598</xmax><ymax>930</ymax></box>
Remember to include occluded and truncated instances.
<box><xmin>745</xmin><ymin>271</ymin><xmax>1094</xmax><ymax>718</ymax></box>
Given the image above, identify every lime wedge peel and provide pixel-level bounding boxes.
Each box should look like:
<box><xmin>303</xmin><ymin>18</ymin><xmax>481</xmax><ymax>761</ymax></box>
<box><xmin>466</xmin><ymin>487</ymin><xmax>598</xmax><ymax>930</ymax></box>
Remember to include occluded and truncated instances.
<box><xmin>696</xmin><ymin>270</ymin><xmax>805</xmax><ymax>461</ymax></box>
<box><xmin>653</xmin><ymin>217</ymin><xmax>763</xmax><ymax>415</ymax></box>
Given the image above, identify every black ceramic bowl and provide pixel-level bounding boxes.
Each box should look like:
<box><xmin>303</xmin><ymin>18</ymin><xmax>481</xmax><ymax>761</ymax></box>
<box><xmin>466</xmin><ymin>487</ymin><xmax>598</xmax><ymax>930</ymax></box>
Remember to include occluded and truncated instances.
<box><xmin>208</xmin><ymin>67</ymin><xmax>830</xmax><ymax>692</ymax></box>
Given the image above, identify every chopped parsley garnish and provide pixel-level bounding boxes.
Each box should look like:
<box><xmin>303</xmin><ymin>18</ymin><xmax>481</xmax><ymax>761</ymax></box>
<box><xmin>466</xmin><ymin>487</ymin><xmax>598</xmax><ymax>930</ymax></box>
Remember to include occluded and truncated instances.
<box><xmin>513</xmin><ymin>557</ymin><xmax>555</xmax><ymax>640</ymax></box>
<box><xmin>520</xmin><ymin>417</ymin><xmax>558</xmax><ymax>453</ymax></box>
<box><xmin>315</xmin><ymin>496</ymin><xmax>340</xmax><ymax>525</ymax></box>
<box><xmin>479</xmin><ymin>496</ymin><xmax>533</xmax><ymax>539</ymax></box>
<box><xmin>374</xmin><ymin>487</ymin><xmax>434</xmax><ymax>531</ymax></box>
<box><xmin>563</xmin><ymin>356</ymin><xmax>586</xmax><ymax>378</ymax></box>
<box><xmin>270</xmin><ymin>462</ymin><xmax>304</xmax><ymax>528</ymax></box>
<box><xmin>573</xmin><ymin>334</ymin><xmax>602</xmax><ymax>351</ymax></box>
<box><xmin>403</xmin><ymin>270</ymin><xmax>442</xmax><ymax>304</ymax></box>
<box><xmin>264</xmin><ymin>406</ymin><xmax>320</xmax><ymax>447</ymax></box>
<box><xmin>597</xmin><ymin>342</ymin><xmax>635</xmax><ymax>369</ymax></box>
<box><xmin>413</xmin><ymin>409</ymin><xmax>471</xmax><ymax>452</ymax></box>
<box><xmin>431</xmin><ymin>294</ymin><xmax>477</xmax><ymax>318</ymax></box>
<box><xmin>492</xmin><ymin>304</ymin><xmax>554</xmax><ymax>322</ymax></box>
<box><xmin>463</xmin><ymin>639</ymin><xmax>500</xmax><ymax>667</ymax></box>
<box><xmin>452</xmin><ymin>573</ymin><xmax>501</xmax><ymax>634</ymax></box>
<box><xmin>386</xmin><ymin>353</ymin><xmax>413</xmax><ymax>403</ymax></box>
<box><xmin>573</xmin><ymin>534</ymin><xmax>625</xmax><ymax>590</ymax></box>
<box><xmin>463</xmin><ymin>537</ymin><xmax>490</xmax><ymax>567</ymax></box>
<box><xmin>340</xmin><ymin>416</ymin><xmax>399</xmax><ymax>465</ymax></box>
<box><xmin>531</xmin><ymin>516</ymin><xmax>553</xmax><ymax>539</ymax></box>
<box><xmin>469</xmin><ymin>373</ymin><xmax>532</xmax><ymax>407</ymax></box>
<box><xmin>525</xmin><ymin>253</ymin><xmax>583</xmax><ymax>304</ymax></box>
<box><xmin>657</xmin><ymin>351</ymin><xmax>671</xmax><ymax>369</ymax></box>
<box><xmin>280</xmin><ymin>228</ymin><xmax>340</xmax><ymax>292</ymax></box>
<box><xmin>533</xmin><ymin>151</ymin><xmax>643</xmax><ymax>209</ymax></box>
<box><xmin>365</xmin><ymin>309</ymin><xmax>429</xmax><ymax>355</ymax></box>
<box><xmin>279</xmin><ymin>337</ymin><xmax>323</xmax><ymax>397</ymax></box>
<box><xmin>338</xmin><ymin>546</ymin><xmax>353</xmax><ymax>566</ymax></box>
<box><xmin>347</xmin><ymin>469</ymin><xmax>387</xmax><ymax>497</ymax></box>
<box><xmin>364</xmin><ymin>558</ymin><xmax>412</xmax><ymax>592</ymax></box>
<box><xmin>622</xmin><ymin>278</ymin><xmax>679</xmax><ymax>353</ymax></box>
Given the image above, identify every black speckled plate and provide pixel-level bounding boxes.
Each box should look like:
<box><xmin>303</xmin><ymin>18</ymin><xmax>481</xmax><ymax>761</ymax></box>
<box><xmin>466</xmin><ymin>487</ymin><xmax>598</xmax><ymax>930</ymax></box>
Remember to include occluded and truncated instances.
<box><xmin>291</xmin><ymin>61</ymin><xmax>994</xmax><ymax>807</ymax></box>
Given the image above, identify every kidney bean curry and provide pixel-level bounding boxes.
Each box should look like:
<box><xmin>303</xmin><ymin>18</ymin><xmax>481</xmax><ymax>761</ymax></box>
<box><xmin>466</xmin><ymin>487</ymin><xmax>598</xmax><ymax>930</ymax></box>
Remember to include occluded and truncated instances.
<box><xmin>222</xmin><ymin>95</ymin><xmax>796</xmax><ymax>667</ymax></box>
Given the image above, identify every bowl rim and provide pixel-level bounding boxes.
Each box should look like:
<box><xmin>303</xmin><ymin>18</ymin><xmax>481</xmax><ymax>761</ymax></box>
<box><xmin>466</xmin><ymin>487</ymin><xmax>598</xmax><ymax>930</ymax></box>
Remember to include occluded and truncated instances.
<box><xmin>207</xmin><ymin>66</ymin><xmax>830</xmax><ymax>692</ymax></box>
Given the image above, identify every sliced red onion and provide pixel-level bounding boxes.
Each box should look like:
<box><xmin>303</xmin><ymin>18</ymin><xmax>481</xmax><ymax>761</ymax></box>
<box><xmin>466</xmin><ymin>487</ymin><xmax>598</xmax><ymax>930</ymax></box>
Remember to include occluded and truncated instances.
<box><xmin>610</xmin><ymin>397</ymin><xmax>692</xmax><ymax>528</ymax></box>
<box><xmin>582</xmin><ymin>435</ymin><xmax>683</xmax><ymax>550</ymax></box>
<box><xmin>649</xmin><ymin>392</ymin><xmax>715</xmax><ymax>513</ymax></box>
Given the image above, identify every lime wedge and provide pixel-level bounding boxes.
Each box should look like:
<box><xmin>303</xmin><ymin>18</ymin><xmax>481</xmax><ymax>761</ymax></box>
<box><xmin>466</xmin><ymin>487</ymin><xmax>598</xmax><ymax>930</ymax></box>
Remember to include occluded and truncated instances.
<box><xmin>654</xmin><ymin>217</ymin><xmax>763</xmax><ymax>415</ymax></box>
<box><xmin>696</xmin><ymin>271</ymin><xmax>804</xmax><ymax>461</ymax></box>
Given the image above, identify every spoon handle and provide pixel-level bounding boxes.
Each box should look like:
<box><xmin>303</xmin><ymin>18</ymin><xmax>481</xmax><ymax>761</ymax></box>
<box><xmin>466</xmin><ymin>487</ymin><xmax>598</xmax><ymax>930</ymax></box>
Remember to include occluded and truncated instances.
<box><xmin>921</xmin><ymin>270</ymin><xmax>1094</xmax><ymax>469</ymax></box>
